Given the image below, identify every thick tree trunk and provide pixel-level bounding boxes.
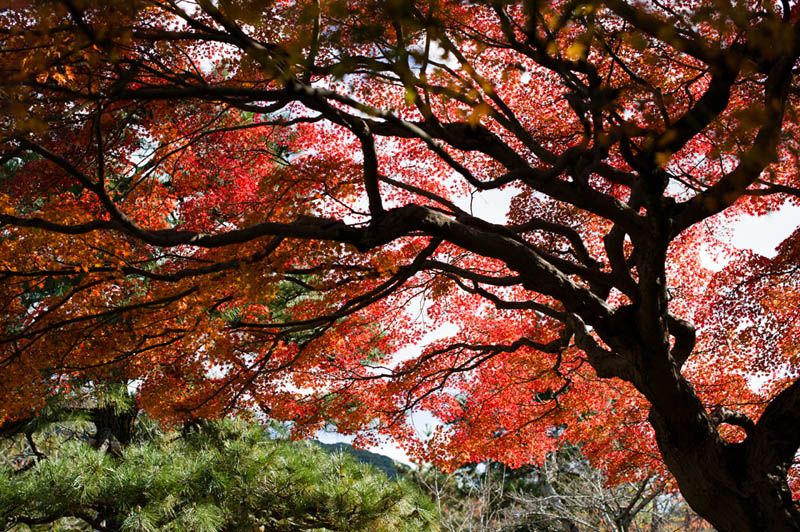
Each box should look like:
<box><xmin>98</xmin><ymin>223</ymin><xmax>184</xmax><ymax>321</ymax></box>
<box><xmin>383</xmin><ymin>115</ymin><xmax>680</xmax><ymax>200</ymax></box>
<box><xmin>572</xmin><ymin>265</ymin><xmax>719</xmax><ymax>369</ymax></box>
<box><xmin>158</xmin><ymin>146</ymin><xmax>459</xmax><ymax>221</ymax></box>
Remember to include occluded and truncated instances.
<box><xmin>650</xmin><ymin>410</ymin><xmax>800</xmax><ymax>532</ymax></box>
<box><xmin>613</xmin><ymin>235</ymin><xmax>800</xmax><ymax>532</ymax></box>
<box><xmin>633</xmin><ymin>354</ymin><xmax>800</xmax><ymax>532</ymax></box>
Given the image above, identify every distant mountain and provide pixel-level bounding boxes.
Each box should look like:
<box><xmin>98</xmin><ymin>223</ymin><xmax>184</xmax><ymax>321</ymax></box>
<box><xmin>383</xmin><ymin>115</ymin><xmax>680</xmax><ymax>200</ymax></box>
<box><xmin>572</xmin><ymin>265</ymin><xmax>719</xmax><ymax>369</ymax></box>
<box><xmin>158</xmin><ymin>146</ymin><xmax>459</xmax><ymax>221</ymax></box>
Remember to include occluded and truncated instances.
<box><xmin>314</xmin><ymin>441</ymin><xmax>405</xmax><ymax>479</ymax></box>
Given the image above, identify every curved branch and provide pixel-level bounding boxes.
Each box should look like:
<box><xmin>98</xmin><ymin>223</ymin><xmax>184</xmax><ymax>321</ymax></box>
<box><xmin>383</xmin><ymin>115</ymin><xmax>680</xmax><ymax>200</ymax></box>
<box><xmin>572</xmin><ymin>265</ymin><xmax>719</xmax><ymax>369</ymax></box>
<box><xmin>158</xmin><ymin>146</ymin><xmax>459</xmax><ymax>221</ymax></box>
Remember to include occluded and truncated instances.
<box><xmin>450</xmin><ymin>277</ymin><xmax>566</xmax><ymax>321</ymax></box>
<box><xmin>746</xmin><ymin>377</ymin><xmax>800</xmax><ymax>474</ymax></box>
<box><xmin>671</xmin><ymin>36</ymin><xmax>800</xmax><ymax>236</ymax></box>
<box><xmin>237</xmin><ymin>238</ymin><xmax>442</xmax><ymax>331</ymax></box>
<box><xmin>709</xmin><ymin>407</ymin><xmax>756</xmax><ymax>435</ymax></box>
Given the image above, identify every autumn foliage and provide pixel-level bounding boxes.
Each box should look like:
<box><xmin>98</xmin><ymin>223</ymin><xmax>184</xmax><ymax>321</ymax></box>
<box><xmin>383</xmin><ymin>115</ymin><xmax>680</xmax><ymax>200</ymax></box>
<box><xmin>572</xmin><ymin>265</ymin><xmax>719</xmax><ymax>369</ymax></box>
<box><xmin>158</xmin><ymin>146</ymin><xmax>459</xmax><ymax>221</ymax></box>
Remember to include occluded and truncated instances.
<box><xmin>2</xmin><ymin>1</ymin><xmax>800</xmax><ymax>530</ymax></box>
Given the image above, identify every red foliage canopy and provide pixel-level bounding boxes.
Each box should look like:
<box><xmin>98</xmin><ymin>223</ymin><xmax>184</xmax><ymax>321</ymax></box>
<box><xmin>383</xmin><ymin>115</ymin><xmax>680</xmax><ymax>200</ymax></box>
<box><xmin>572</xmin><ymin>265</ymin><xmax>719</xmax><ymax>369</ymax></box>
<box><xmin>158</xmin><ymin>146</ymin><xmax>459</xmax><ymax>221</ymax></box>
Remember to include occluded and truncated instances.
<box><xmin>1</xmin><ymin>1</ymin><xmax>800</xmax><ymax>529</ymax></box>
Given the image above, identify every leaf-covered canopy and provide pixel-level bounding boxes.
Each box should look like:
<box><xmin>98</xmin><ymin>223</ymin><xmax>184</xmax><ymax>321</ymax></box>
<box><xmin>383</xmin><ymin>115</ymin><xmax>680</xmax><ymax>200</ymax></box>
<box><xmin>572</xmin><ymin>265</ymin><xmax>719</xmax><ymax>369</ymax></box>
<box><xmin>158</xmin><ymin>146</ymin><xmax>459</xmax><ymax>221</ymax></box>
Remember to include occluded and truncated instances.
<box><xmin>2</xmin><ymin>1</ymin><xmax>800</xmax><ymax>530</ymax></box>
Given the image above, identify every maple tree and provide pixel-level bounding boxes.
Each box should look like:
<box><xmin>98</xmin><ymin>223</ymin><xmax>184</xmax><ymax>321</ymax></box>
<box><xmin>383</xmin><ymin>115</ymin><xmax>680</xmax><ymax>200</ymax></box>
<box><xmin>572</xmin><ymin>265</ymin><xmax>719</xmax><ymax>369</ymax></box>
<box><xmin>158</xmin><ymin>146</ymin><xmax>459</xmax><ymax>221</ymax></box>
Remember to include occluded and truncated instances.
<box><xmin>1</xmin><ymin>0</ymin><xmax>800</xmax><ymax>530</ymax></box>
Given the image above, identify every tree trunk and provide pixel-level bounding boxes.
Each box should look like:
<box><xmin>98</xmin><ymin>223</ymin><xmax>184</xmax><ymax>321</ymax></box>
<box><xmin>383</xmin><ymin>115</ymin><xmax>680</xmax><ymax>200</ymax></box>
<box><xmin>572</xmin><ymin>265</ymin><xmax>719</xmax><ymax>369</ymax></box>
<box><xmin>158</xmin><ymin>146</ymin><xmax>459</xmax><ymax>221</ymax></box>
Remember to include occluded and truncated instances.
<box><xmin>615</xmin><ymin>237</ymin><xmax>800</xmax><ymax>532</ymax></box>
<box><xmin>650</xmin><ymin>410</ymin><xmax>800</xmax><ymax>532</ymax></box>
<box><xmin>90</xmin><ymin>404</ymin><xmax>137</xmax><ymax>454</ymax></box>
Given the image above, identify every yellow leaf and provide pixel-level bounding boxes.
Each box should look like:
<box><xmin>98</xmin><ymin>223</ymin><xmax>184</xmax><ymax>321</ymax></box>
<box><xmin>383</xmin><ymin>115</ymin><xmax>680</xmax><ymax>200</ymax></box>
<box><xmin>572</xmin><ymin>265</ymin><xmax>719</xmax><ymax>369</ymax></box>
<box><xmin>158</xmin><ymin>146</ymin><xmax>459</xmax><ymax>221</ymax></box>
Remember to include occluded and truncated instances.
<box><xmin>654</xmin><ymin>151</ymin><xmax>672</xmax><ymax>167</ymax></box>
<box><xmin>467</xmin><ymin>103</ymin><xmax>492</xmax><ymax>127</ymax></box>
<box><xmin>565</xmin><ymin>42</ymin><xmax>587</xmax><ymax>61</ymax></box>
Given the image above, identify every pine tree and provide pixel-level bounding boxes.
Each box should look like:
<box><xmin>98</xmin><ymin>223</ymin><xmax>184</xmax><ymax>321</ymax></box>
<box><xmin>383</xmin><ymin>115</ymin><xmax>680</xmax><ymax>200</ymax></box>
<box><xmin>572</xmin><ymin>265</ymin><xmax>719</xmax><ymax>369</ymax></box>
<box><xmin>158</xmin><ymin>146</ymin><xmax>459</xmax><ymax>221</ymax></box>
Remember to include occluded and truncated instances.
<box><xmin>0</xmin><ymin>387</ymin><xmax>437</xmax><ymax>532</ymax></box>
